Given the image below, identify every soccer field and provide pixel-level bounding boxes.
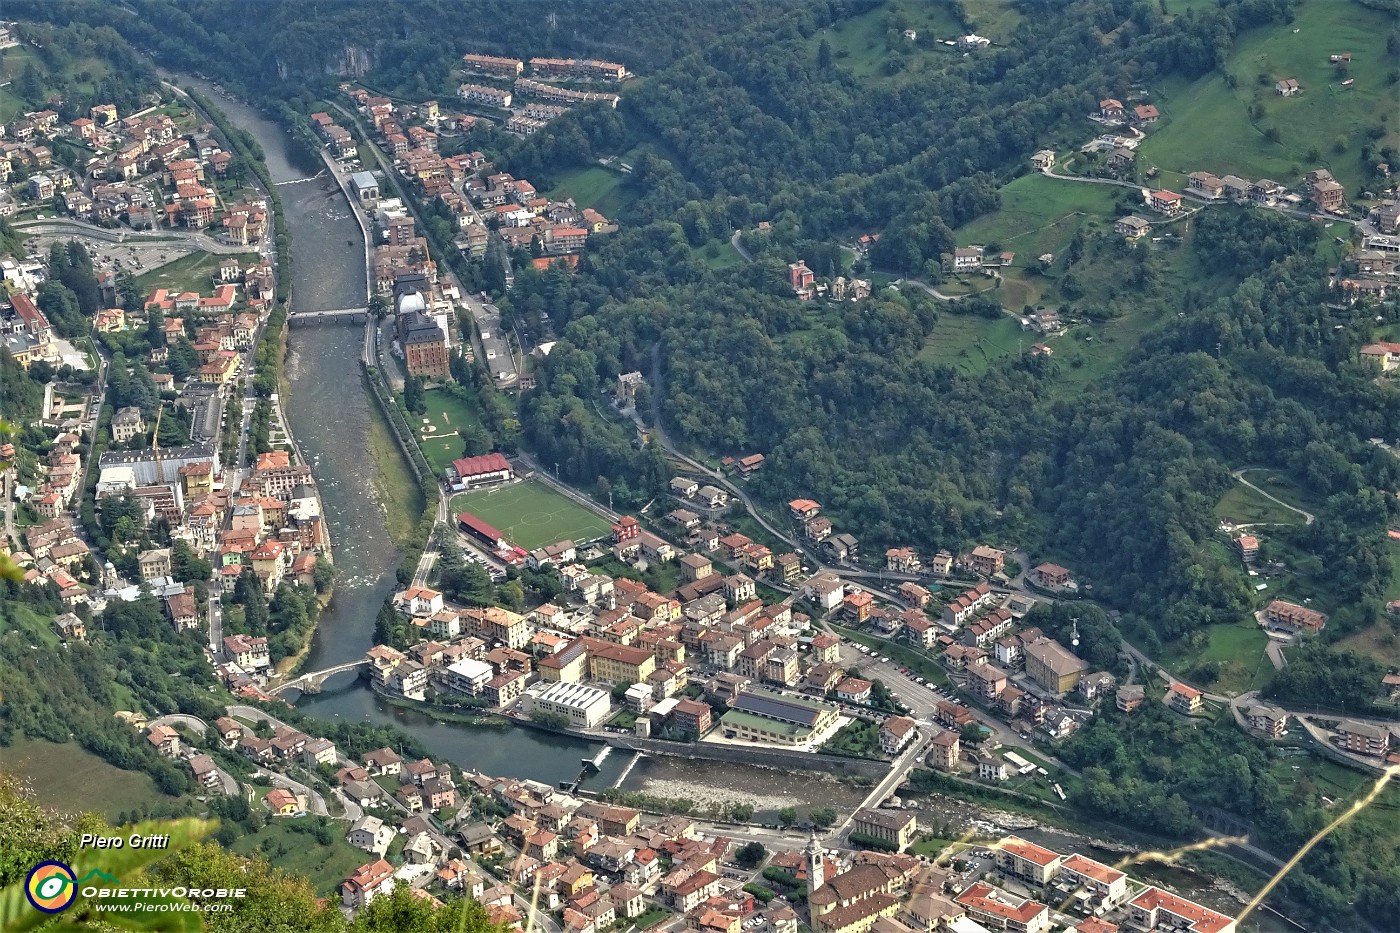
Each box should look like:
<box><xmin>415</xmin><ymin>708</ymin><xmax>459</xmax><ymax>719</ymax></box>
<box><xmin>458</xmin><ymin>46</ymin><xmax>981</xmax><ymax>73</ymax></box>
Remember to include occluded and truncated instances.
<box><xmin>452</xmin><ymin>479</ymin><xmax>614</xmax><ymax>551</ymax></box>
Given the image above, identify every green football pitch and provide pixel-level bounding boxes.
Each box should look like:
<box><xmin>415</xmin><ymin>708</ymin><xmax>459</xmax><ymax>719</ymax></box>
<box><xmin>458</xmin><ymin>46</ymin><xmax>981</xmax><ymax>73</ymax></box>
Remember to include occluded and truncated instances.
<box><xmin>451</xmin><ymin>479</ymin><xmax>613</xmax><ymax>551</ymax></box>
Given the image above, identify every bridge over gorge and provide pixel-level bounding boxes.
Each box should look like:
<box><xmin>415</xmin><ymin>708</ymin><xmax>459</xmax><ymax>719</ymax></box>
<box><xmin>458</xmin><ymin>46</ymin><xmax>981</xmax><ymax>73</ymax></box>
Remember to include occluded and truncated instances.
<box><xmin>269</xmin><ymin>659</ymin><xmax>370</xmax><ymax>695</ymax></box>
<box><xmin>288</xmin><ymin>306</ymin><xmax>371</xmax><ymax>325</ymax></box>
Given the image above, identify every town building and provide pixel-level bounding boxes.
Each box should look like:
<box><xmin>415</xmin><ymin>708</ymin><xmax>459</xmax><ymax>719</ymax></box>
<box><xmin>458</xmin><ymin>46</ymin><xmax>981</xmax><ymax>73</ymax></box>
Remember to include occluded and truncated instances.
<box><xmin>533</xmin><ymin>681</ymin><xmax>612</xmax><ymax>728</ymax></box>
<box><xmin>1127</xmin><ymin>887</ymin><xmax>1236</xmax><ymax>933</ymax></box>
<box><xmin>1024</xmin><ymin>638</ymin><xmax>1087</xmax><ymax>694</ymax></box>
<box><xmin>719</xmin><ymin>687</ymin><xmax>838</xmax><ymax>745</ymax></box>
<box><xmin>850</xmin><ymin>809</ymin><xmax>917</xmax><ymax>851</ymax></box>
<box><xmin>450</xmin><ymin>453</ymin><xmax>514</xmax><ymax>490</ymax></box>
<box><xmin>1166</xmin><ymin>683</ymin><xmax>1203</xmax><ymax>715</ymax></box>
<box><xmin>1261</xmin><ymin>599</ymin><xmax>1326</xmax><ymax>635</ymax></box>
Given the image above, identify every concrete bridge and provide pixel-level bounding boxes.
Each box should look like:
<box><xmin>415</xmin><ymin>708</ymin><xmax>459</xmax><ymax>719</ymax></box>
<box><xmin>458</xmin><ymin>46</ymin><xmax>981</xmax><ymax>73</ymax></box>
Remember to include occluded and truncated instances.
<box><xmin>269</xmin><ymin>658</ymin><xmax>369</xmax><ymax>695</ymax></box>
<box><xmin>288</xmin><ymin>307</ymin><xmax>371</xmax><ymax>325</ymax></box>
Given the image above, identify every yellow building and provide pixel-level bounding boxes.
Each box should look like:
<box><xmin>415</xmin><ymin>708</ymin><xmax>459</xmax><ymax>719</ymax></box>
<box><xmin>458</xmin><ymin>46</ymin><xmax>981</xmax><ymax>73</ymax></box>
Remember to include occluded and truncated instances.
<box><xmin>538</xmin><ymin>639</ymin><xmax>588</xmax><ymax>683</ymax></box>
<box><xmin>850</xmin><ymin>809</ymin><xmax>917</xmax><ymax>851</ymax></box>
<box><xmin>583</xmin><ymin>638</ymin><xmax>656</xmax><ymax>685</ymax></box>
<box><xmin>1024</xmin><ymin>638</ymin><xmax>1087</xmax><ymax>695</ymax></box>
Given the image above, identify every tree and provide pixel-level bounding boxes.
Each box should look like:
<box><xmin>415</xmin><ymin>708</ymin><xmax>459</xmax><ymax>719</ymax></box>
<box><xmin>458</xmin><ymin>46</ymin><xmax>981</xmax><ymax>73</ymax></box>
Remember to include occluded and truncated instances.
<box><xmin>170</xmin><ymin>539</ymin><xmax>211</xmax><ymax>584</ymax></box>
<box><xmin>146</xmin><ymin>306</ymin><xmax>167</xmax><ymax>348</ymax></box>
<box><xmin>404</xmin><ymin>375</ymin><xmax>426</xmax><ymax>415</ymax></box>
<box><xmin>809</xmin><ymin>806</ymin><xmax>837</xmax><ymax>828</ymax></box>
<box><xmin>352</xmin><ymin>885</ymin><xmax>507</xmax><ymax>933</ymax></box>
<box><xmin>817</xmin><ymin>38</ymin><xmax>833</xmax><ymax>70</ymax></box>
<box><xmin>16</xmin><ymin>62</ymin><xmax>43</xmax><ymax>102</ymax></box>
<box><xmin>736</xmin><ymin>840</ymin><xmax>767</xmax><ymax>868</ymax></box>
<box><xmin>313</xmin><ymin>556</ymin><xmax>335</xmax><ymax>593</ymax></box>
<box><xmin>778</xmin><ymin>806</ymin><xmax>798</xmax><ymax>828</ymax></box>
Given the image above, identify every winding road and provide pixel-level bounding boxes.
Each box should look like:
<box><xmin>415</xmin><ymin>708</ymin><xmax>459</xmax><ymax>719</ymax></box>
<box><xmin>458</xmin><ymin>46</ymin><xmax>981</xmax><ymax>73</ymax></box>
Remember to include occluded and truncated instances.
<box><xmin>13</xmin><ymin>218</ymin><xmax>254</xmax><ymax>255</ymax></box>
<box><xmin>1231</xmin><ymin>468</ymin><xmax>1315</xmax><ymax>525</ymax></box>
<box><xmin>147</xmin><ymin>714</ymin><xmax>240</xmax><ymax>796</ymax></box>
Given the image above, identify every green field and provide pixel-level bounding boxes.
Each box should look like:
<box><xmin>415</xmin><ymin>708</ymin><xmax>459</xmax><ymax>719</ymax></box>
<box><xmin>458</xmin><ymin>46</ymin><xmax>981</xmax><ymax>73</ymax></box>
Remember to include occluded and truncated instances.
<box><xmin>4</xmin><ymin>738</ymin><xmax>180</xmax><ymax>819</ymax></box>
<box><xmin>409</xmin><ymin>387</ymin><xmax>487</xmax><ymax>475</ymax></box>
<box><xmin>1213</xmin><ymin>482</ymin><xmax>1305</xmax><ymax>527</ymax></box>
<box><xmin>1164</xmin><ymin>618</ymin><xmax>1273</xmax><ymax>696</ymax></box>
<box><xmin>230</xmin><ymin>819</ymin><xmax>371</xmax><ymax>896</ymax></box>
<box><xmin>918</xmin><ymin>313</ymin><xmax>1033</xmax><ymax>375</ymax></box>
<box><xmin>1234</xmin><ymin>469</ymin><xmax>1323</xmax><ymax>518</ymax></box>
<box><xmin>0</xmin><ymin>601</ymin><xmax>61</xmax><ymax>646</ymax></box>
<box><xmin>547</xmin><ymin>166</ymin><xmax>628</xmax><ymax>218</ymax></box>
<box><xmin>136</xmin><ymin>251</ymin><xmax>260</xmax><ymax>297</ymax></box>
<box><xmin>955</xmin><ymin>173</ymin><xmax>1127</xmax><ymax>269</ymax></box>
<box><xmin>810</xmin><ymin>0</ymin><xmax>965</xmax><ymax>79</ymax></box>
<box><xmin>1135</xmin><ymin>0</ymin><xmax>1396</xmax><ymax>194</ymax></box>
<box><xmin>452</xmin><ymin>477</ymin><xmax>613</xmax><ymax>550</ymax></box>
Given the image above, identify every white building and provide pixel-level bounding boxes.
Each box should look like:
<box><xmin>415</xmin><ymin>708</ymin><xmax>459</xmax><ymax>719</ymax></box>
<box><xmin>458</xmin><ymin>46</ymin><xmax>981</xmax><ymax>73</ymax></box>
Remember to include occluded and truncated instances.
<box><xmin>533</xmin><ymin>681</ymin><xmax>612</xmax><ymax>728</ymax></box>
<box><xmin>443</xmin><ymin>657</ymin><xmax>493</xmax><ymax>696</ymax></box>
<box><xmin>347</xmin><ymin>815</ymin><xmax>395</xmax><ymax>856</ymax></box>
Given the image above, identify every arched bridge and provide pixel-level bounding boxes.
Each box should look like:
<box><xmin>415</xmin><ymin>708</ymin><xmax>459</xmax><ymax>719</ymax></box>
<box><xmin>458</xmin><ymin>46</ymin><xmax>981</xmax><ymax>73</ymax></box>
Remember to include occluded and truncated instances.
<box><xmin>270</xmin><ymin>659</ymin><xmax>369</xmax><ymax>695</ymax></box>
<box><xmin>288</xmin><ymin>307</ymin><xmax>371</xmax><ymax>325</ymax></box>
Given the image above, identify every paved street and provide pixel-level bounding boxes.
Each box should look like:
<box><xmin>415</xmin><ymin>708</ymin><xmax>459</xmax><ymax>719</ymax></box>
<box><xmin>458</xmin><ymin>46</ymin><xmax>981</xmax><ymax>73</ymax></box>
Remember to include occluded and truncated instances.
<box><xmin>147</xmin><ymin>714</ymin><xmax>239</xmax><ymax>796</ymax></box>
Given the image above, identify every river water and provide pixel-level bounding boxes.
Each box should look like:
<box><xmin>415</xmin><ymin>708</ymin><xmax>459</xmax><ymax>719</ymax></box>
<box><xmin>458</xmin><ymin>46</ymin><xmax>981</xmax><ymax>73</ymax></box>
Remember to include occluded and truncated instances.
<box><xmin>175</xmin><ymin>77</ymin><xmax>620</xmax><ymax>787</ymax></box>
<box><xmin>177</xmin><ymin>79</ymin><xmax>875</xmax><ymax>800</ymax></box>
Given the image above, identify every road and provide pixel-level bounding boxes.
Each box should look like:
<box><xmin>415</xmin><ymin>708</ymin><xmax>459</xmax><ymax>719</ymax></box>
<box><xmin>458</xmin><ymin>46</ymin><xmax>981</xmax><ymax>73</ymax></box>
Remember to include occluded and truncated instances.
<box><xmin>1231</xmin><ymin>468</ymin><xmax>1315</xmax><ymax>525</ymax></box>
<box><xmin>835</xmin><ymin>641</ymin><xmax>1076</xmax><ymax>774</ymax></box>
<box><xmin>13</xmin><ymin>218</ymin><xmax>255</xmax><ymax>254</ymax></box>
<box><xmin>147</xmin><ymin>714</ymin><xmax>240</xmax><ymax>796</ymax></box>
<box><xmin>729</xmin><ymin>229</ymin><xmax>753</xmax><ymax>262</ymax></box>
<box><xmin>208</xmin><ymin>592</ymin><xmax>224</xmax><ymax>656</ymax></box>
<box><xmin>1</xmin><ymin>466</ymin><xmax>15</xmax><ymax>549</ymax></box>
<box><xmin>1039</xmin><ymin>163</ymin><xmax>1361</xmax><ymax>228</ymax></box>
<box><xmin>831</xmin><ymin>729</ymin><xmax>932</xmax><ymax>841</ymax></box>
<box><xmin>149</xmin><ymin>713</ymin><xmax>209</xmax><ymax>736</ymax></box>
<box><xmin>257</xmin><ymin>766</ymin><xmax>330</xmax><ymax>817</ymax></box>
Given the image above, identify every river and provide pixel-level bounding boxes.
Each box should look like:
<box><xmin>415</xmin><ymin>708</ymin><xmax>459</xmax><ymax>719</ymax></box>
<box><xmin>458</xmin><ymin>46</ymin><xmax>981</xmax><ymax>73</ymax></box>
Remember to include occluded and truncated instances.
<box><xmin>173</xmin><ymin>76</ymin><xmax>623</xmax><ymax>788</ymax></box>
<box><xmin>169</xmin><ymin>80</ymin><xmax>1079</xmax><ymax>816</ymax></box>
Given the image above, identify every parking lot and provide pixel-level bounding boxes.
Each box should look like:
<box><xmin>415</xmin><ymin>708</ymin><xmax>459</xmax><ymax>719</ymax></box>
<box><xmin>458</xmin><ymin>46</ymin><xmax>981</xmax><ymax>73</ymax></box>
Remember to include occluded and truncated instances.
<box><xmin>25</xmin><ymin>232</ymin><xmax>200</xmax><ymax>280</ymax></box>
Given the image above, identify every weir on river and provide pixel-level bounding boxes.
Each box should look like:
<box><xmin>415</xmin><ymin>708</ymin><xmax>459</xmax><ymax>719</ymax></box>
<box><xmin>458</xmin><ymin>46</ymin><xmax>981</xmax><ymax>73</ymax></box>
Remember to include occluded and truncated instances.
<box><xmin>176</xmin><ymin>75</ymin><xmax>624</xmax><ymax>787</ymax></box>
<box><xmin>179</xmin><ymin>77</ymin><xmax>877</xmax><ymax>804</ymax></box>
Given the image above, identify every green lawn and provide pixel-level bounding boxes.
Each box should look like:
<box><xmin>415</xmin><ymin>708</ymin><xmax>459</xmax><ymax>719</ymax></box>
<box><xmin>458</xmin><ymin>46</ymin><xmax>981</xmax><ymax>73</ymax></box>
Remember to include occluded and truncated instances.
<box><xmin>918</xmin><ymin>313</ymin><xmax>1030</xmax><ymax>375</ymax></box>
<box><xmin>3</xmin><ymin>738</ymin><xmax>181</xmax><ymax>820</ymax></box>
<box><xmin>451</xmin><ymin>477</ymin><xmax>614</xmax><ymax>550</ymax></box>
<box><xmin>0</xmin><ymin>602</ymin><xmax>61</xmax><ymax>646</ymax></box>
<box><xmin>1135</xmin><ymin>0</ymin><xmax>1397</xmax><ymax>194</ymax></box>
<box><xmin>1235</xmin><ymin>469</ymin><xmax>1323</xmax><ymax>518</ymax></box>
<box><xmin>810</xmin><ymin>0</ymin><xmax>965</xmax><ymax>80</ymax></box>
<box><xmin>136</xmin><ymin>251</ymin><xmax>260</xmax><ymax>297</ymax></box>
<box><xmin>955</xmin><ymin>173</ymin><xmax>1126</xmax><ymax>269</ymax></box>
<box><xmin>823</xmin><ymin>719</ymin><xmax>885</xmax><ymax>759</ymax></box>
<box><xmin>230</xmin><ymin>819</ymin><xmax>371</xmax><ymax>896</ymax></box>
<box><xmin>1213</xmin><ymin>482</ymin><xmax>1305</xmax><ymax>527</ymax></box>
<box><xmin>1159</xmin><ymin>617</ymin><xmax>1272</xmax><ymax>696</ymax></box>
<box><xmin>697</xmin><ymin>238</ymin><xmax>743</xmax><ymax>270</ymax></box>
<box><xmin>408</xmin><ymin>387</ymin><xmax>487</xmax><ymax>475</ymax></box>
<box><xmin>547</xmin><ymin>166</ymin><xmax>628</xmax><ymax>218</ymax></box>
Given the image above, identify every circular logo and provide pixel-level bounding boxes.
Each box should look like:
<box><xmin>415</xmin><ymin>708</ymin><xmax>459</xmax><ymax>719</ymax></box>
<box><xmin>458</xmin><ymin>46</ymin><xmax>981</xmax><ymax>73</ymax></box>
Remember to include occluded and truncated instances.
<box><xmin>25</xmin><ymin>861</ymin><xmax>77</xmax><ymax>913</ymax></box>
